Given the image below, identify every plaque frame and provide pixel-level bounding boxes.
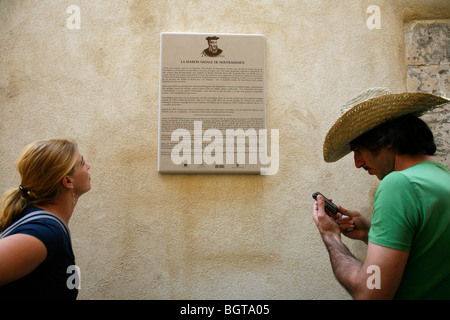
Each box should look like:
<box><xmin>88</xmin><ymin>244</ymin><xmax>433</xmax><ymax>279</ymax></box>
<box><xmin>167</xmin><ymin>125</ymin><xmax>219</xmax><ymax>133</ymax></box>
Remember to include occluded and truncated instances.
<box><xmin>158</xmin><ymin>32</ymin><xmax>267</xmax><ymax>174</ymax></box>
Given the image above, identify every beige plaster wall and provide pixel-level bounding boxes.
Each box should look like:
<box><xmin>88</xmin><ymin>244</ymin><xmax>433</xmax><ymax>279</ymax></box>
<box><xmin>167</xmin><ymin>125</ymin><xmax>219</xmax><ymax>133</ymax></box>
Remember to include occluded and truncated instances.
<box><xmin>1</xmin><ymin>0</ymin><xmax>449</xmax><ymax>299</ymax></box>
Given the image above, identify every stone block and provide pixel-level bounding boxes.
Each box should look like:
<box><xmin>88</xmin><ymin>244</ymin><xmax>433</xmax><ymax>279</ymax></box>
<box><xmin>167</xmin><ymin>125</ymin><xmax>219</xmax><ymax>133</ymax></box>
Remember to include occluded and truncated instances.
<box><xmin>405</xmin><ymin>20</ymin><xmax>450</xmax><ymax>167</ymax></box>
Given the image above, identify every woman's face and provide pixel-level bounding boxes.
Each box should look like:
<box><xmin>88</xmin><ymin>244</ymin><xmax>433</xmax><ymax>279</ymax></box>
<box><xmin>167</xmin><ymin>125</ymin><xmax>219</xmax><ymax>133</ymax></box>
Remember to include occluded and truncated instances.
<box><xmin>70</xmin><ymin>153</ymin><xmax>91</xmax><ymax>197</ymax></box>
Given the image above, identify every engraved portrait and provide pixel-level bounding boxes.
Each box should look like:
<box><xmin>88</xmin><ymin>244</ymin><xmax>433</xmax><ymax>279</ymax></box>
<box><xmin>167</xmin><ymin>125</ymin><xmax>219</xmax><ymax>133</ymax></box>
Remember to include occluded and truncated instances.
<box><xmin>201</xmin><ymin>36</ymin><xmax>223</xmax><ymax>57</ymax></box>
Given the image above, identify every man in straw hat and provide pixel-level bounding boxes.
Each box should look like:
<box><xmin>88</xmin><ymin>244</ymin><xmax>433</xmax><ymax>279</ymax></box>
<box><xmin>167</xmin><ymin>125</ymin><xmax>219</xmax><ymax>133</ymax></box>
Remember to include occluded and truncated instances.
<box><xmin>312</xmin><ymin>88</ymin><xmax>450</xmax><ymax>299</ymax></box>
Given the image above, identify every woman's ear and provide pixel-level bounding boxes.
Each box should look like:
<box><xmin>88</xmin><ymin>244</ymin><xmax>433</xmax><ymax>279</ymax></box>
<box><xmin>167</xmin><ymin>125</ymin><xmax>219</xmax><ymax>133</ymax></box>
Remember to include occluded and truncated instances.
<box><xmin>62</xmin><ymin>176</ymin><xmax>73</xmax><ymax>189</ymax></box>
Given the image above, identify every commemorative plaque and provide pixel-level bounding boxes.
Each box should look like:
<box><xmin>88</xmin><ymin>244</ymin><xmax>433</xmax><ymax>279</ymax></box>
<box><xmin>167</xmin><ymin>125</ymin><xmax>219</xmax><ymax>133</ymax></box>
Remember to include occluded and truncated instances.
<box><xmin>158</xmin><ymin>33</ymin><xmax>267</xmax><ymax>174</ymax></box>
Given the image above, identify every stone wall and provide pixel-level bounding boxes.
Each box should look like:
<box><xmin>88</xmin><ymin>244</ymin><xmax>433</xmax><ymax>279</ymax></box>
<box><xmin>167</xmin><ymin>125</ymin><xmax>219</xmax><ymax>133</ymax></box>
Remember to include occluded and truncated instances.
<box><xmin>405</xmin><ymin>20</ymin><xmax>450</xmax><ymax>166</ymax></box>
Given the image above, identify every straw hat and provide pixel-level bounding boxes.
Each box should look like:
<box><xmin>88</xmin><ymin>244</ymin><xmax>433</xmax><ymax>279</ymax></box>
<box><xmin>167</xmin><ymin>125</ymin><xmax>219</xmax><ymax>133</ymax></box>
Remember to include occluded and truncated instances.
<box><xmin>323</xmin><ymin>88</ymin><xmax>449</xmax><ymax>163</ymax></box>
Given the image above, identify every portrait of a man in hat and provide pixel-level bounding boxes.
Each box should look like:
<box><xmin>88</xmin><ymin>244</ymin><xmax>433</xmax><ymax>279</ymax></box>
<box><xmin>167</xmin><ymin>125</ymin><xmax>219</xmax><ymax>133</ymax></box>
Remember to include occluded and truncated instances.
<box><xmin>202</xmin><ymin>36</ymin><xmax>223</xmax><ymax>57</ymax></box>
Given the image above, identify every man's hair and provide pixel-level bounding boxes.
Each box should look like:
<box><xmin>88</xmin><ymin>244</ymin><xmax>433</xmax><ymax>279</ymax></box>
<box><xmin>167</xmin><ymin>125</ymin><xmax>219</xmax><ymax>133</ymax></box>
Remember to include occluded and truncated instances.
<box><xmin>350</xmin><ymin>114</ymin><xmax>436</xmax><ymax>156</ymax></box>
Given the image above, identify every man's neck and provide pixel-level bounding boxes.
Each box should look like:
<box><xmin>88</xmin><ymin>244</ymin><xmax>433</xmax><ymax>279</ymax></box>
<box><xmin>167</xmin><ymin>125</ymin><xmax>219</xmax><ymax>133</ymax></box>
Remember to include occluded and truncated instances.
<box><xmin>394</xmin><ymin>154</ymin><xmax>433</xmax><ymax>172</ymax></box>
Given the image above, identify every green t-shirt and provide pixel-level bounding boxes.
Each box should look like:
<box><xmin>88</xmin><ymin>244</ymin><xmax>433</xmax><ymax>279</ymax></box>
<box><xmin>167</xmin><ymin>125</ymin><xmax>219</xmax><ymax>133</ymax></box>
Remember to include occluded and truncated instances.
<box><xmin>368</xmin><ymin>161</ymin><xmax>450</xmax><ymax>300</ymax></box>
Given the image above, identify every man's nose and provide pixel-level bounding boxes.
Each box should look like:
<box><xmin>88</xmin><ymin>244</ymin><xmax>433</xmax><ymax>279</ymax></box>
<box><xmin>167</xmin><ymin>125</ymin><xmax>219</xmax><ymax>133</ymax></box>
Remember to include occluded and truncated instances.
<box><xmin>353</xmin><ymin>152</ymin><xmax>364</xmax><ymax>168</ymax></box>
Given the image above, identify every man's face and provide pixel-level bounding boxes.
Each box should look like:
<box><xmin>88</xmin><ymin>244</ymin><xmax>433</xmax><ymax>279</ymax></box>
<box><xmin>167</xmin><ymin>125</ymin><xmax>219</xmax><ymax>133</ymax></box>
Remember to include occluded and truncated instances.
<box><xmin>352</xmin><ymin>146</ymin><xmax>396</xmax><ymax>180</ymax></box>
<box><xmin>209</xmin><ymin>40</ymin><xmax>218</xmax><ymax>52</ymax></box>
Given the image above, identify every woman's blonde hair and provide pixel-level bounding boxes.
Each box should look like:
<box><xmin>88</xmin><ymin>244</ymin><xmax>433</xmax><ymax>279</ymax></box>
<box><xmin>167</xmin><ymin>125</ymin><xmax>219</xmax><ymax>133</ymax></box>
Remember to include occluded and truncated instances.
<box><xmin>0</xmin><ymin>139</ymin><xmax>79</xmax><ymax>232</ymax></box>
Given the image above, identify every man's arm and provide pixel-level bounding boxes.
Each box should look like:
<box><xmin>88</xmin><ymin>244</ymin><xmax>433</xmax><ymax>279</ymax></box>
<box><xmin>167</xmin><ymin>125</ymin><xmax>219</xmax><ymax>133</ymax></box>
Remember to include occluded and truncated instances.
<box><xmin>313</xmin><ymin>195</ymin><xmax>409</xmax><ymax>299</ymax></box>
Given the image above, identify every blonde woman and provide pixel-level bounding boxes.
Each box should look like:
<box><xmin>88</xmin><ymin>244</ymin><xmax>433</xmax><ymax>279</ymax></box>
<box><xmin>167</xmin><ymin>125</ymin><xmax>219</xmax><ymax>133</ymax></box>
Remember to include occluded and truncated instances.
<box><xmin>0</xmin><ymin>139</ymin><xmax>91</xmax><ymax>299</ymax></box>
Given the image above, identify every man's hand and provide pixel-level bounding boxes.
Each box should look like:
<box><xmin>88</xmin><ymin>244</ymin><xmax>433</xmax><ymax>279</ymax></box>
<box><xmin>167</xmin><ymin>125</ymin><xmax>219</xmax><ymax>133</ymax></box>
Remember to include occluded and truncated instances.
<box><xmin>312</xmin><ymin>194</ymin><xmax>341</xmax><ymax>237</ymax></box>
<box><xmin>336</xmin><ymin>205</ymin><xmax>371</xmax><ymax>244</ymax></box>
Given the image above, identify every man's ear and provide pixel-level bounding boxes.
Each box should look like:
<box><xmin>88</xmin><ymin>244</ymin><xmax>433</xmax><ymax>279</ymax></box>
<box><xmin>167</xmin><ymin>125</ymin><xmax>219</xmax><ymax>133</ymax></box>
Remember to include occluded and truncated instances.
<box><xmin>386</xmin><ymin>141</ymin><xmax>400</xmax><ymax>156</ymax></box>
<box><xmin>62</xmin><ymin>176</ymin><xmax>73</xmax><ymax>189</ymax></box>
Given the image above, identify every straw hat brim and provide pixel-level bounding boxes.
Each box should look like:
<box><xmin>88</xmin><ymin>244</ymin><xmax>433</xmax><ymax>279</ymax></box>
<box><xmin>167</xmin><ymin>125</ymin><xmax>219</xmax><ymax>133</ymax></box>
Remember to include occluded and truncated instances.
<box><xmin>323</xmin><ymin>92</ymin><xmax>449</xmax><ymax>163</ymax></box>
